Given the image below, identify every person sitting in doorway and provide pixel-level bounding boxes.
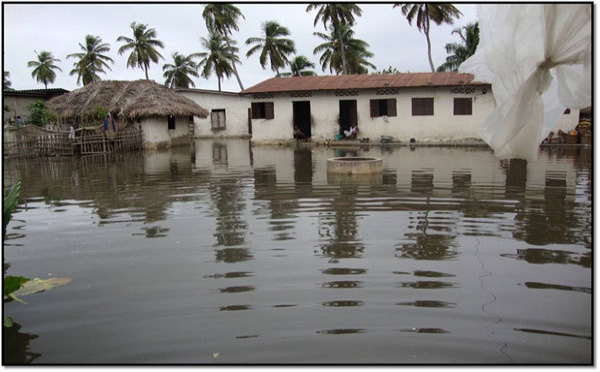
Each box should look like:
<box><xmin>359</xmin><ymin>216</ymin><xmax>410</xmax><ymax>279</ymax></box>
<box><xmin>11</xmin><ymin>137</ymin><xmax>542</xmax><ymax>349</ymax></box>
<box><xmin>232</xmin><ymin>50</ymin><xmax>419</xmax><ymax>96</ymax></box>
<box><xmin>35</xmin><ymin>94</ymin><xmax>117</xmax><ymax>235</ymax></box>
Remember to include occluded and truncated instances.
<box><xmin>343</xmin><ymin>124</ymin><xmax>358</xmax><ymax>139</ymax></box>
<box><xmin>293</xmin><ymin>126</ymin><xmax>306</xmax><ymax>140</ymax></box>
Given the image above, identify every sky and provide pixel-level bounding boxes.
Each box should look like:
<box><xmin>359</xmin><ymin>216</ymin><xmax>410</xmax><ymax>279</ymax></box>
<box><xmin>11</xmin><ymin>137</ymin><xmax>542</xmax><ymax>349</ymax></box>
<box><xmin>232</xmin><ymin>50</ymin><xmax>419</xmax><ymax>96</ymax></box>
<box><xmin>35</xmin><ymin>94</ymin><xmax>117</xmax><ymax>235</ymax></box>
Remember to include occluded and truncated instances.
<box><xmin>2</xmin><ymin>2</ymin><xmax>478</xmax><ymax>93</ymax></box>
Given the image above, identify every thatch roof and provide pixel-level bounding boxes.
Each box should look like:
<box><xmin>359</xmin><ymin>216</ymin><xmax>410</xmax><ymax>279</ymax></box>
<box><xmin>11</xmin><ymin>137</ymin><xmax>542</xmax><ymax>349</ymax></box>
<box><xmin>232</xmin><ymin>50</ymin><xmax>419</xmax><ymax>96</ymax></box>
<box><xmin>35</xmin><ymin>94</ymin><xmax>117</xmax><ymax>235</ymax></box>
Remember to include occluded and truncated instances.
<box><xmin>47</xmin><ymin>80</ymin><xmax>209</xmax><ymax>120</ymax></box>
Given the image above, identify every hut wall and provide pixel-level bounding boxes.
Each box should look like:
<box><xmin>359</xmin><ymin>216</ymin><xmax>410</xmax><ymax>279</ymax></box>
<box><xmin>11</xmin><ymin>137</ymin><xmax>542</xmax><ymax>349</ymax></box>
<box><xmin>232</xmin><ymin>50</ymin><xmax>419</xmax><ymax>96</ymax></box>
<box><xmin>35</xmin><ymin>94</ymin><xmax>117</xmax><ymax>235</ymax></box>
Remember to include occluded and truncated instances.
<box><xmin>141</xmin><ymin>116</ymin><xmax>190</xmax><ymax>150</ymax></box>
<box><xmin>179</xmin><ymin>90</ymin><xmax>251</xmax><ymax>138</ymax></box>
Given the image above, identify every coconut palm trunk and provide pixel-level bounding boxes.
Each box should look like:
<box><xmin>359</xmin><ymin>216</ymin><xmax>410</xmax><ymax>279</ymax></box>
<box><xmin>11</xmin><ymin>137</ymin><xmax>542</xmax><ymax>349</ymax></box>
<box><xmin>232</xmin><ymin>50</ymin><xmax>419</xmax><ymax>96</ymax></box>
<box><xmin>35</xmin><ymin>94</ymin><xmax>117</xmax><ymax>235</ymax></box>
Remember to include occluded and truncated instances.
<box><xmin>228</xmin><ymin>43</ymin><xmax>244</xmax><ymax>90</ymax></box>
<box><xmin>423</xmin><ymin>19</ymin><xmax>435</xmax><ymax>72</ymax></box>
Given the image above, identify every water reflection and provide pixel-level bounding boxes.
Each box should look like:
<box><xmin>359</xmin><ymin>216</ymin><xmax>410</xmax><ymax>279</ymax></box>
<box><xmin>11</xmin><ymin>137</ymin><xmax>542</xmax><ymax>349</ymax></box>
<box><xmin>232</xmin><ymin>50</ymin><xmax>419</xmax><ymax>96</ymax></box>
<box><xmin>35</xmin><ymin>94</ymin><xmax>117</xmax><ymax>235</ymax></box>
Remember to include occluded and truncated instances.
<box><xmin>3</xmin><ymin>321</ymin><xmax>41</xmax><ymax>364</ymax></box>
<box><xmin>398</xmin><ymin>281</ymin><xmax>457</xmax><ymax>289</ymax></box>
<box><xmin>397</xmin><ymin>300</ymin><xmax>456</xmax><ymax>308</ymax></box>
<box><xmin>522</xmin><ymin>281</ymin><xmax>591</xmax><ymax>294</ymax></box>
<box><xmin>2</xmin><ymin>141</ymin><xmax>591</xmax><ymax>364</ymax></box>
<box><xmin>214</xmin><ymin>248</ymin><xmax>253</xmax><ymax>263</ymax></box>
<box><xmin>4</xmin><ymin>141</ymin><xmax>585</xmax><ymax>249</ymax></box>
<box><xmin>317</xmin><ymin>328</ymin><xmax>367</xmax><ymax>335</ymax></box>
<box><xmin>321</xmin><ymin>280</ymin><xmax>363</xmax><ymax>288</ymax></box>
<box><xmin>501</xmin><ymin>248</ymin><xmax>591</xmax><ymax>267</ymax></box>
<box><xmin>400</xmin><ymin>327</ymin><xmax>450</xmax><ymax>334</ymax></box>
<box><xmin>513</xmin><ymin>328</ymin><xmax>592</xmax><ymax>340</ymax></box>
<box><xmin>321</xmin><ymin>268</ymin><xmax>367</xmax><ymax>275</ymax></box>
<box><xmin>322</xmin><ymin>300</ymin><xmax>364</xmax><ymax>307</ymax></box>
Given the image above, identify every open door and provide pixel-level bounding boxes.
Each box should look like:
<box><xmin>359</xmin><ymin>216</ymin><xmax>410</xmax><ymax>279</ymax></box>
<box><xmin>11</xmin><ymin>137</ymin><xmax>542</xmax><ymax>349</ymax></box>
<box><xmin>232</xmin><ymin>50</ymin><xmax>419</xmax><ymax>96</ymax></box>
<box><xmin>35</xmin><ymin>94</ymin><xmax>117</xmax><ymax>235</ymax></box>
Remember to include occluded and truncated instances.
<box><xmin>339</xmin><ymin>100</ymin><xmax>357</xmax><ymax>136</ymax></box>
<box><xmin>293</xmin><ymin>101</ymin><xmax>311</xmax><ymax>138</ymax></box>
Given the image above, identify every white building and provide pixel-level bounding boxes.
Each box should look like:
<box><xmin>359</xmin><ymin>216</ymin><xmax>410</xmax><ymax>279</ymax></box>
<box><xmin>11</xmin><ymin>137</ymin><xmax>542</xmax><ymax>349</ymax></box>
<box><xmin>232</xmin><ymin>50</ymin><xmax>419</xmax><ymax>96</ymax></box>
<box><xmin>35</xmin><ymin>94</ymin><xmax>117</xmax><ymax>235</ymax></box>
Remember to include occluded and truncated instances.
<box><xmin>178</xmin><ymin>89</ymin><xmax>252</xmax><ymax>139</ymax></box>
<box><xmin>240</xmin><ymin>72</ymin><xmax>581</xmax><ymax>144</ymax></box>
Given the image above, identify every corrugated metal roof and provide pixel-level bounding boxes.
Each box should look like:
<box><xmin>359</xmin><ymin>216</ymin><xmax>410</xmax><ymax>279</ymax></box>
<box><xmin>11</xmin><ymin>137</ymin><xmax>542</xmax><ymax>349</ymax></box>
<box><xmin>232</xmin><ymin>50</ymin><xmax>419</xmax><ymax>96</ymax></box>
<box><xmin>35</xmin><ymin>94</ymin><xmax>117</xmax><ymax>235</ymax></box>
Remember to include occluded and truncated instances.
<box><xmin>242</xmin><ymin>72</ymin><xmax>487</xmax><ymax>94</ymax></box>
<box><xmin>3</xmin><ymin>88</ymin><xmax>70</xmax><ymax>98</ymax></box>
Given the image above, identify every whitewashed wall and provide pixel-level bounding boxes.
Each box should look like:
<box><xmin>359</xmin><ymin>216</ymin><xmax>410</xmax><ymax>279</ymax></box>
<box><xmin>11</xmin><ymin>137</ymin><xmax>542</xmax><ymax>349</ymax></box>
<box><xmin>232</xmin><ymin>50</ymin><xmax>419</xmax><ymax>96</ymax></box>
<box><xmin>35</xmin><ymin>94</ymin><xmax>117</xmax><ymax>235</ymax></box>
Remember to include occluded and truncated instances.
<box><xmin>141</xmin><ymin>116</ymin><xmax>189</xmax><ymax>149</ymax></box>
<box><xmin>250</xmin><ymin>87</ymin><xmax>497</xmax><ymax>144</ymax></box>
<box><xmin>178</xmin><ymin>90</ymin><xmax>251</xmax><ymax>138</ymax></box>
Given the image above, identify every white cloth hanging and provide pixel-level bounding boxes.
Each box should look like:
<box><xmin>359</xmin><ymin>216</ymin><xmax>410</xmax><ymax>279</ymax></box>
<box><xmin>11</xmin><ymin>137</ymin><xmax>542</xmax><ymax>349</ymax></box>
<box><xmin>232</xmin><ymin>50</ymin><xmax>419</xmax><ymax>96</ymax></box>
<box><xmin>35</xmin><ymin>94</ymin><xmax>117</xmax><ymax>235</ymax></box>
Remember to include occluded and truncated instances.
<box><xmin>459</xmin><ymin>4</ymin><xmax>591</xmax><ymax>160</ymax></box>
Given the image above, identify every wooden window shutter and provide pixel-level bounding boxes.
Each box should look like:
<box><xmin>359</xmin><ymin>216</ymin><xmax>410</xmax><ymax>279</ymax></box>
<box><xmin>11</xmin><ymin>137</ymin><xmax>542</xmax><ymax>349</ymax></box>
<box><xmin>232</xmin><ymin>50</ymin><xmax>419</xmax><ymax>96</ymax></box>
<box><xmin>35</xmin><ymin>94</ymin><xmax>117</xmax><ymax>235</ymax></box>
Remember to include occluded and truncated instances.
<box><xmin>412</xmin><ymin>98</ymin><xmax>434</xmax><ymax>116</ymax></box>
<box><xmin>211</xmin><ymin>110</ymin><xmax>226</xmax><ymax>129</ymax></box>
<box><xmin>370</xmin><ymin>99</ymin><xmax>378</xmax><ymax>117</ymax></box>
<box><xmin>387</xmin><ymin>99</ymin><xmax>397</xmax><ymax>117</ymax></box>
<box><xmin>265</xmin><ymin>102</ymin><xmax>274</xmax><ymax>119</ymax></box>
<box><xmin>211</xmin><ymin>111</ymin><xmax>218</xmax><ymax>129</ymax></box>
<box><xmin>251</xmin><ymin>103</ymin><xmax>259</xmax><ymax>119</ymax></box>
<box><xmin>453</xmin><ymin>98</ymin><xmax>472</xmax><ymax>115</ymax></box>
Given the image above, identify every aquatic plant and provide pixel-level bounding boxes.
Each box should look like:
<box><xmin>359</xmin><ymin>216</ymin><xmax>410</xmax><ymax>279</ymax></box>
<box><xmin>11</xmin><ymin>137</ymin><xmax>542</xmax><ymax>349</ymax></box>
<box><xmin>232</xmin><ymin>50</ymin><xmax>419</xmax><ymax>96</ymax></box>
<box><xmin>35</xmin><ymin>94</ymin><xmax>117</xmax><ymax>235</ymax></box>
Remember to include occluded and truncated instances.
<box><xmin>3</xmin><ymin>180</ymin><xmax>71</xmax><ymax>327</ymax></box>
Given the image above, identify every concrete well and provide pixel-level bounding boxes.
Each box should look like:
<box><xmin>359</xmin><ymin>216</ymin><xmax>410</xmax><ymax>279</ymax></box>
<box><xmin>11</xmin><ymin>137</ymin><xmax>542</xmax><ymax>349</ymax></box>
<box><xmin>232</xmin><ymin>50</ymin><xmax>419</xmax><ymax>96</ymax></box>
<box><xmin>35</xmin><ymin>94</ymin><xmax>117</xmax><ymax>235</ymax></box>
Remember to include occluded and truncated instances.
<box><xmin>327</xmin><ymin>157</ymin><xmax>383</xmax><ymax>175</ymax></box>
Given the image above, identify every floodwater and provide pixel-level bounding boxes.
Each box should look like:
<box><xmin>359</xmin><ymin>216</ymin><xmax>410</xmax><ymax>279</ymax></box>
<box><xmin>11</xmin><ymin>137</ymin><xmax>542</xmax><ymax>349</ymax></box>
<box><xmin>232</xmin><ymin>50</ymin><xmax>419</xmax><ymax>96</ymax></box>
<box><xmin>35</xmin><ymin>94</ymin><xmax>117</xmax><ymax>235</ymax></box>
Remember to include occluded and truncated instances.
<box><xmin>3</xmin><ymin>139</ymin><xmax>592</xmax><ymax>364</ymax></box>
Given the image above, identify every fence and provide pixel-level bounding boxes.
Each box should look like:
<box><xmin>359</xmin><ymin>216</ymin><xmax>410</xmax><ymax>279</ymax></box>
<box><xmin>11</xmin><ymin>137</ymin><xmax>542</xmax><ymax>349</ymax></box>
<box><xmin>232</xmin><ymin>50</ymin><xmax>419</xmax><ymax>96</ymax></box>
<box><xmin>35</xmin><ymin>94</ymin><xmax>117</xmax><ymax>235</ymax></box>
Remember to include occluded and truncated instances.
<box><xmin>3</xmin><ymin>125</ymin><xmax>143</xmax><ymax>158</ymax></box>
<box><xmin>76</xmin><ymin>130</ymin><xmax>143</xmax><ymax>155</ymax></box>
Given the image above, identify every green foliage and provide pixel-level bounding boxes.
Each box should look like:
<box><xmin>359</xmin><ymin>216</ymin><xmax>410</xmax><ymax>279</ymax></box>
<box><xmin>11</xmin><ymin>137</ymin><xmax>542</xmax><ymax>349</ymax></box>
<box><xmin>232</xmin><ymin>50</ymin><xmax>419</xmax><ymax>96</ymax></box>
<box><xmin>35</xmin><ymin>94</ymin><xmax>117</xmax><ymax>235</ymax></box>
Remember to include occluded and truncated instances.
<box><xmin>26</xmin><ymin>100</ymin><xmax>58</xmax><ymax>127</ymax></box>
<box><xmin>4</xmin><ymin>276</ymin><xmax>30</xmax><ymax>296</ymax></box>
<box><xmin>82</xmin><ymin>106</ymin><xmax>107</xmax><ymax>125</ymax></box>
<box><xmin>27</xmin><ymin>50</ymin><xmax>62</xmax><ymax>89</ymax></box>
<box><xmin>3</xmin><ymin>180</ymin><xmax>21</xmax><ymax>240</ymax></box>
<box><xmin>378</xmin><ymin>66</ymin><xmax>400</xmax><ymax>74</ymax></box>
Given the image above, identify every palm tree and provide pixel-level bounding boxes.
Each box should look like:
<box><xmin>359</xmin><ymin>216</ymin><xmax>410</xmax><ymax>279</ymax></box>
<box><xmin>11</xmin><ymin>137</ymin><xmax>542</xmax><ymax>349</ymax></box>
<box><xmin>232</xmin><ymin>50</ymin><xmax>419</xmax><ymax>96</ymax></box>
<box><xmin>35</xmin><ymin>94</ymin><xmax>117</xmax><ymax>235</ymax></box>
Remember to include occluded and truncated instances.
<box><xmin>192</xmin><ymin>32</ymin><xmax>239</xmax><ymax>91</ymax></box>
<box><xmin>313</xmin><ymin>24</ymin><xmax>375</xmax><ymax>75</ymax></box>
<box><xmin>202</xmin><ymin>4</ymin><xmax>245</xmax><ymax>90</ymax></box>
<box><xmin>67</xmin><ymin>34</ymin><xmax>114</xmax><ymax>86</ymax></box>
<box><xmin>117</xmin><ymin>22</ymin><xmax>165</xmax><ymax>80</ymax></box>
<box><xmin>280</xmin><ymin>56</ymin><xmax>317</xmax><ymax>77</ymax></box>
<box><xmin>394</xmin><ymin>3</ymin><xmax>462</xmax><ymax>72</ymax></box>
<box><xmin>163</xmin><ymin>52</ymin><xmax>199</xmax><ymax>89</ymax></box>
<box><xmin>307</xmin><ymin>3</ymin><xmax>363</xmax><ymax>75</ymax></box>
<box><xmin>437</xmin><ymin>22</ymin><xmax>479</xmax><ymax>72</ymax></box>
<box><xmin>379</xmin><ymin>66</ymin><xmax>401</xmax><ymax>74</ymax></box>
<box><xmin>246</xmin><ymin>21</ymin><xmax>296</xmax><ymax>76</ymax></box>
<box><xmin>3</xmin><ymin>71</ymin><xmax>12</xmax><ymax>90</ymax></box>
<box><xmin>27</xmin><ymin>50</ymin><xmax>62</xmax><ymax>89</ymax></box>
<box><xmin>346</xmin><ymin>44</ymin><xmax>376</xmax><ymax>74</ymax></box>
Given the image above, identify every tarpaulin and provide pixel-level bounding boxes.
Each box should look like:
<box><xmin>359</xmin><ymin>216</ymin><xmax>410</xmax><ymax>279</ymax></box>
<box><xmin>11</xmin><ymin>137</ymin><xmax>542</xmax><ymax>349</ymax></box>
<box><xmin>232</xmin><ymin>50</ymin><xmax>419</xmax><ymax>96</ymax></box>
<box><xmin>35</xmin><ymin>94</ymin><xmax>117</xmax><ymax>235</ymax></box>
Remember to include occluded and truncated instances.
<box><xmin>460</xmin><ymin>4</ymin><xmax>591</xmax><ymax>160</ymax></box>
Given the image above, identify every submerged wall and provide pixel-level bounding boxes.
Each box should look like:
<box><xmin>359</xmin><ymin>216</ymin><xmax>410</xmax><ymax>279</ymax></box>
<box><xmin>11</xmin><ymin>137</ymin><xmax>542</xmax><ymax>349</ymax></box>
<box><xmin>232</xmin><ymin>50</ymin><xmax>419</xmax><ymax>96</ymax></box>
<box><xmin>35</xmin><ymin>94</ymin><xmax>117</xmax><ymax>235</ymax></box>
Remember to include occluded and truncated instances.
<box><xmin>141</xmin><ymin>116</ymin><xmax>189</xmax><ymax>150</ymax></box>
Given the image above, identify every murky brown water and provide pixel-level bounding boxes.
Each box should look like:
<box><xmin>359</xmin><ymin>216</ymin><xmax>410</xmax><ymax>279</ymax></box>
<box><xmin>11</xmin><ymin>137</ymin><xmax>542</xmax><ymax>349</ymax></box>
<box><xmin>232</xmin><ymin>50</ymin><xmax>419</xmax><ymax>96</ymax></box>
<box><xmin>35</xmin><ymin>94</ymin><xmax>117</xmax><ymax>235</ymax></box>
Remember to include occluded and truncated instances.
<box><xmin>3</xmin><ymin>139</ymin><xmax>592</xmax><ymax>364</ymax></box>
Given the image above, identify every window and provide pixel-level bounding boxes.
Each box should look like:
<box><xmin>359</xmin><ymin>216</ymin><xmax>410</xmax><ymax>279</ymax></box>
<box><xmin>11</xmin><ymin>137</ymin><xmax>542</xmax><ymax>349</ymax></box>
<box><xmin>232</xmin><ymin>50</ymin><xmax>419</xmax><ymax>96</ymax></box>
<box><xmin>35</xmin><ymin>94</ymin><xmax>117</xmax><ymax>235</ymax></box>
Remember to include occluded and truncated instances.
<box><xmin>251</xmin><ymin>102</ymin><xmax>274</xmax><ymax>119</ymax></box>
<box><xmin>168</xmin><ymin>115</ymin><xmax>176</xmax><ymax>129</ymax></box>
<box><xmin>211</xmin><ymin>109</ymin><xmax>226</xmax><ymax>130</ymax></box>
<box><xmin>454</xmin><ymin>98</ymin><xmax>472</xmax><ymax>115</ymax></box>
<box><xmin>370</xmin><ymin>99</ymin><xmax>397</xmax><ymax>117</ymax></box>
<box><xmin>412</xmin><ymin>98</ymin><xmax>434</xmax><ymax>116</ymax></box>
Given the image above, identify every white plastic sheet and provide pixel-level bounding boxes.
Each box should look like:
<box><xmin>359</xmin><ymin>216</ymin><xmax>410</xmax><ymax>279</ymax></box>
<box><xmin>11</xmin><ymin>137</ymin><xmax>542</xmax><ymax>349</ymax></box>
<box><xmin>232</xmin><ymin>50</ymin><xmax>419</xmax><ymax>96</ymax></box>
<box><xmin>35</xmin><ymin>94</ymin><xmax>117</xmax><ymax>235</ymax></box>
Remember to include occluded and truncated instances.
<box><xmin>459</xmin><ymin>4</ymin><xmax>591</xmax><ymax>160</ymax></box>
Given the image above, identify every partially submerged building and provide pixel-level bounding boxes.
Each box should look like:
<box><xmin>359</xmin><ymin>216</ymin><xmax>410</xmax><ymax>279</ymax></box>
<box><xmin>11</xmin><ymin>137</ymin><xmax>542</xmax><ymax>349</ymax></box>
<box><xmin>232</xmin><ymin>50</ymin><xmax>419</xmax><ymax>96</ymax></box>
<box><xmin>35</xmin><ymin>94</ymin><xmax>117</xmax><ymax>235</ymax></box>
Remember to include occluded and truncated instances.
<box><xmin>241</xmin><ymin>72</ymin><xmax>581</xmax><ymax>144</ymax></box>
<box><xmin>47</xmin><ymin>80</ymin><xmax>209</xmax><ymax>149</ymax></box>
<box><xmin>177</xmin><ymin>88</ymin><xmax>251</xmax><ymax>139</ymax></box>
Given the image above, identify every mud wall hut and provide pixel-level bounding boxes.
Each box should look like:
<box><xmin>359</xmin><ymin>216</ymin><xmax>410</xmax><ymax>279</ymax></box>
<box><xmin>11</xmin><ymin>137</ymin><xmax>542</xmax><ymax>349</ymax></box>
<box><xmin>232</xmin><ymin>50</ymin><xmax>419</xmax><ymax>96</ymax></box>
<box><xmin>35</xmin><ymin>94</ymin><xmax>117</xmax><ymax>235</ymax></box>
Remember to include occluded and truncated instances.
<box><xmin>47</xmin><ymin>80</ymin><xmax>209</xmax><ymax>150</ymax></box>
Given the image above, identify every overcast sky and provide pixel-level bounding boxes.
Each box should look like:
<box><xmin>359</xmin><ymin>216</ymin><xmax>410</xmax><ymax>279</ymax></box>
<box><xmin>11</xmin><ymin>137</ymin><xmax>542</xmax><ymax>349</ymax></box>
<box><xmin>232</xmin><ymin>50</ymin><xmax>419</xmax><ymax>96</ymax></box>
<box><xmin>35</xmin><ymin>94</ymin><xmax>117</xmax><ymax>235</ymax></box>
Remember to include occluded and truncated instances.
<box><xmin>3</xmin><ymin>2</ymin><xmax>478</xmax><ymax>93</ymax></box>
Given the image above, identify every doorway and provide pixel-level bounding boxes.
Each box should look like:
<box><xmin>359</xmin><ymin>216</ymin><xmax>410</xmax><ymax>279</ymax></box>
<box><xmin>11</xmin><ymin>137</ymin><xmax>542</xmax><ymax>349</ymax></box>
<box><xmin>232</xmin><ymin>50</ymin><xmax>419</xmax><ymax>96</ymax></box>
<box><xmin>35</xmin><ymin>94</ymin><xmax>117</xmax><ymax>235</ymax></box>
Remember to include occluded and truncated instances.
<box><xmin>293</xmin><ymin>101</ymin><xmax>311</xmax><ymax>138</ymax></box>
<box><xmin>339</xmin><ymin>100</ymin><xmax>357</xmax><ymax>136</ymax></box>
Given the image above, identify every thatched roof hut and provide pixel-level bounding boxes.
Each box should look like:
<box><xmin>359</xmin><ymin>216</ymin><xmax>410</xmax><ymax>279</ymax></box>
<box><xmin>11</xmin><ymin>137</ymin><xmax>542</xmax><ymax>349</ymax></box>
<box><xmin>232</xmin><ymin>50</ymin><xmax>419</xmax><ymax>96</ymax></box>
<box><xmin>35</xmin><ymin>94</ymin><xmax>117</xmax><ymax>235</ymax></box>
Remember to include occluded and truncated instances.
<box><xmin>47</xmin><ymin>80</ymin><xmax>209</xmax><ymax>121</ymax></box>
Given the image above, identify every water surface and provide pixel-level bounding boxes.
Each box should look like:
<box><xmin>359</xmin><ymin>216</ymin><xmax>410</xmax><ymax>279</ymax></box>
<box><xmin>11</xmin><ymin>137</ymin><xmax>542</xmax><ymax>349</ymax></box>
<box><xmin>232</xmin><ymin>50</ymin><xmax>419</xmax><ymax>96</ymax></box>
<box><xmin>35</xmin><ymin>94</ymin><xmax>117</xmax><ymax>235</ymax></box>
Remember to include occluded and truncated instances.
<box><xmin>3</xmin><ymin>140</ymin><xmax>592</xmax><ymax>364</ymax></box>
